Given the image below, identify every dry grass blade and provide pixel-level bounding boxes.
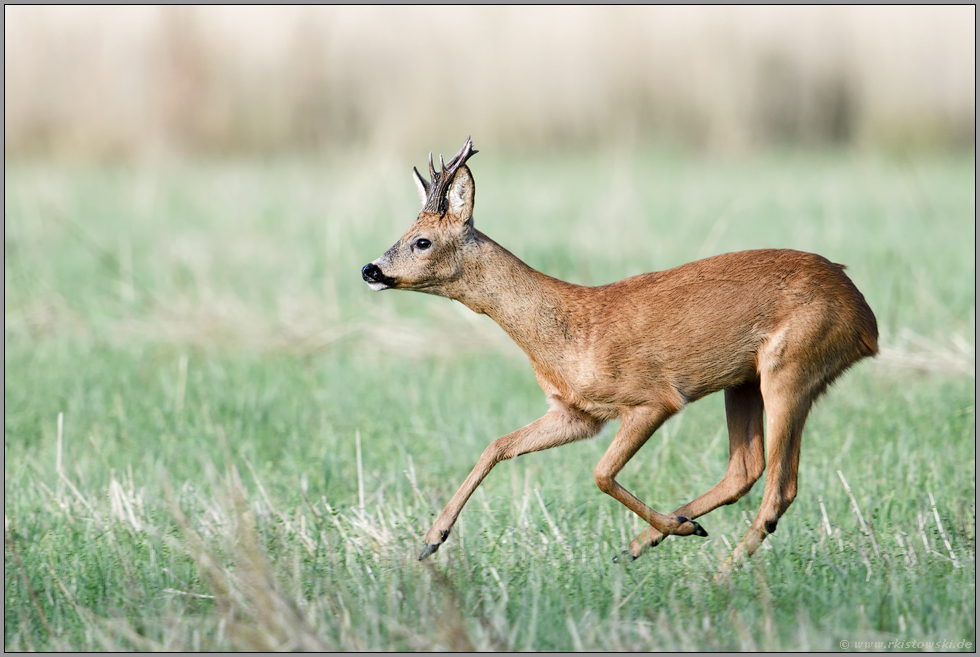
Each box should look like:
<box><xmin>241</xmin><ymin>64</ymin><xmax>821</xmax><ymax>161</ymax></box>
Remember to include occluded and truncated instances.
<box><xmin>837</xmin><ymin>470</ymin><xmax>881</xmax><ymax>558</ymax></box>
<box><xmin>818</xmin><ymin>497</ymin><xmax>833</xmax><ymax>539</ymax></box>
<box><xmin>928</xmin><ymin>492</ymin><xmax>959</xmax><ymax>568</ymax></box>
<box><xmin>166</xmin><ymin>472</ymin><xmax>331</xmax><ymax>651</ymax></box>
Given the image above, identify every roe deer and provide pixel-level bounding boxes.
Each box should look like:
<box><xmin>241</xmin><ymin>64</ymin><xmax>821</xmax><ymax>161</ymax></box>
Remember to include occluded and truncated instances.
<box><xmin>362</xmin><ymin>137</ymin><xmax>878</xmax><ymax>566</ymax></box>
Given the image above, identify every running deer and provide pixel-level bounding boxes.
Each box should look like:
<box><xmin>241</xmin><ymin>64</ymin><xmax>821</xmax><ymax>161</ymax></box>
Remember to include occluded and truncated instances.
<box><xmin>361</xmin><ymin>137</ymin><xmax>878</xmax><ymax>566</ymax></box>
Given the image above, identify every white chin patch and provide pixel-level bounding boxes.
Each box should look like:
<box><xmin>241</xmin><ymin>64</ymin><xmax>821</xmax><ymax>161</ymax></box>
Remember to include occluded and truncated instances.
<box><xmin>367</xmin><ymin>281</ymin><xmax>388</xmax><ymax>291</ymax></box>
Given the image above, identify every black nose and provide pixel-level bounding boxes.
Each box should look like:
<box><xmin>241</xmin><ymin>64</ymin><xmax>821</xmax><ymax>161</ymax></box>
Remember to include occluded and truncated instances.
<box><xmin>362</xmin><ymin>263</ymin><xmax>382</xmax><ymax>282</ymax></box>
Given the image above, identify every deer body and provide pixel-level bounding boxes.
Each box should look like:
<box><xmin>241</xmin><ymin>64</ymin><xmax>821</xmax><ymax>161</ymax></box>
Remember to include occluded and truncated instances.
<box><xmin>362</xmin><ymin>138</ymin><xmax>878</xmax><ymax>565</ymax></box>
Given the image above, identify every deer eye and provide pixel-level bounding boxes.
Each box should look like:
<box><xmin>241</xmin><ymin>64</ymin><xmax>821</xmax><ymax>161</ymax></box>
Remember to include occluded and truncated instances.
<box><xmin>414</xmin><ymin>238</ymin><xmax>432</xmax><ymax>251</ymax></box>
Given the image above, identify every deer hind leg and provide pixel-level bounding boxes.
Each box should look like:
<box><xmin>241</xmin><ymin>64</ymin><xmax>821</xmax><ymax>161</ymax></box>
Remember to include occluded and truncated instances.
<box><xmin>595</xmin><ymin>402</ymin><xmax>709</xmax><ymax>562</ymax></box>
<box><xmin>419</xmin><ymin>401</ymin><xmax>604</xmax><ymax>560</ymax></box>
<box><xmin>629</xmin><ymin>380</ymin><xmax>766</xmax><ymax>559</ymax></box>
<box><xmin>724</xmin><ymin>365</ymin><xmax>815</xmax><ymax>571</ymax></box>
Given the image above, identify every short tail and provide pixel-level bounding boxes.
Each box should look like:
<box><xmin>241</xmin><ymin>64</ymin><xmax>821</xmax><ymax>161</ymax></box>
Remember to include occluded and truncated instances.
<box><xmin>860</xmin><ymin>332</ymin><xmax>879</xmax><ymax>357</ymax></box>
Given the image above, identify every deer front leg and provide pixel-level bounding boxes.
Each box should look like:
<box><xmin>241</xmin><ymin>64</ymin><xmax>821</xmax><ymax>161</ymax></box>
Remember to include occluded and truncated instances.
<box><xmin>595</xmin><ymin>403</ymin><xmax>708</xmax><ymax>562</ymax></box>
<box><xmin>419</xmin><ymin>401</ymin><xmax>604</xmax><ymax>560</ymax></box>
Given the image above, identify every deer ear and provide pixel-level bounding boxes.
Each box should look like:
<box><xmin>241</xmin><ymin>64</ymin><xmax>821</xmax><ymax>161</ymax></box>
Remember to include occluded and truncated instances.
<box><xmin>447</xmin><ymin>165</ymin><xmax>475</xmax><ymax>222</ymax></box>
<box><xmin>412</xmin><ymin>167</ymin><xmax>430</xmax><ymax>207</ymax></box>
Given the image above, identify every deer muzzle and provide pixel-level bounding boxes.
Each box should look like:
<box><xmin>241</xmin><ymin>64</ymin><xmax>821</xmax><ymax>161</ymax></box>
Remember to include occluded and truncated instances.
<box><xmin>361</xmin><ymin>262</ymin><xmax>397</xmax><ymax>291</ymax></box>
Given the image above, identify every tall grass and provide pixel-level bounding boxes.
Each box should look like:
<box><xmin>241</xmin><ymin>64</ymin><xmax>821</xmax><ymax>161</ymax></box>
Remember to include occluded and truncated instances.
<box><xmin>4</xmin><ymin>150</ymin><xmax>976</xmax><ymax>650</ymax></box>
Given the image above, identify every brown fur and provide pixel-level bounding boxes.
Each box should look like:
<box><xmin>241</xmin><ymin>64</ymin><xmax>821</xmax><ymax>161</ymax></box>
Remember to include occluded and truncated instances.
<box><xmin>362</xmin><ymin>140</ymin><xmax>878</xmax><ymax>565</ymax></box>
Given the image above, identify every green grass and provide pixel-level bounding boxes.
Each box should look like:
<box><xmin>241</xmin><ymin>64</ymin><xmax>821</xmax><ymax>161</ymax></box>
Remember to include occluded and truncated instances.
<box><xmin>5</xmin><ymin>150</ymin><xmax>976</xmax><ymax>650</ymax></box>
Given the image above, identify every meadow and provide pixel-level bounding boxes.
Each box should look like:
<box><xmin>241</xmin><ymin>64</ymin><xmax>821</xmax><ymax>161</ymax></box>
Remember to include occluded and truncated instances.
<box><xmin>4</xmin><ymin>149</ymin><xmax>975</xmax><ymax>650</ymax></box>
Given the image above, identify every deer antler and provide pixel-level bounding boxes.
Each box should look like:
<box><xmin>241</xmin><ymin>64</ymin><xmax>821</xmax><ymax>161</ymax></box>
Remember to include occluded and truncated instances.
<box><xmin>414</xmin><ymin>136</ymin><xmax>479</xmax><ymax>214</ymax></box>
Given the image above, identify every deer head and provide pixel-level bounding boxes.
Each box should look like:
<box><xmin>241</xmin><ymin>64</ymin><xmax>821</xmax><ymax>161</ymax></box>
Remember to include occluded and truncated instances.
<box><xmin>362</xmin><ymin>137</ymin><xmax>479</xmax><ymax>293</ymax></box>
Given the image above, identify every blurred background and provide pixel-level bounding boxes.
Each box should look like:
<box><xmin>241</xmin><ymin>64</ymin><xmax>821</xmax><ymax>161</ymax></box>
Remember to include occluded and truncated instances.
<box><xmin>5</xmin><ymin>6</ymin><xmax>975</xmax><ymax>160</ymax></box>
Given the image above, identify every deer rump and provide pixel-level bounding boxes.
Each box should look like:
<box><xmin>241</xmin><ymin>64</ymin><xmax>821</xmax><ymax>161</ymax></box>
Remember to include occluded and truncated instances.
<box><xmin>362</xmin><ymin>137</ymin><xmax>878</xmax><ymax>568</ymax></box>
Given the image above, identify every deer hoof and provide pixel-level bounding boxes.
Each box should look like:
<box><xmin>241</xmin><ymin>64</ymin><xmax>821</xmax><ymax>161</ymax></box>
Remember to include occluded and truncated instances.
<box><xmin>418</xmin><ymin>543</ymin><xmax>441</xmax><ymax>561</ymax></box>
<box><xmin>675</xmin><ymin>516</ymin><xmax>708</xmax><ymax>537</ymax></box>
<box><xmin>612</xmin><ymin>549</ymin><xmax>636</xmax><ymax>564</ymax></box>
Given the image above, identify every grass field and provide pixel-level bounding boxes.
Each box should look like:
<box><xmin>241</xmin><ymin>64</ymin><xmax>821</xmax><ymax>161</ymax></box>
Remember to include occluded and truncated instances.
<box><xmin>4</xmin><ymin>150</ymin><xmax>976</xmax><ymax>651</ymax></box>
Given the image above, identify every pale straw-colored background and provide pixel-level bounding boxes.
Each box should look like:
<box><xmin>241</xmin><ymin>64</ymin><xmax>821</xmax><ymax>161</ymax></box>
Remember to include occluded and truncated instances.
<box><xmin>5</xmin><ymin>6</ymin><xmax>975</xmax><ymax>160</ymax></box>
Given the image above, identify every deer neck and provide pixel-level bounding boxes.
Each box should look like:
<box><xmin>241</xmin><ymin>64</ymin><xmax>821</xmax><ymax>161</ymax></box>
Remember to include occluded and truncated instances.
<box><xmin>445</xmin><ymin>231</ymin><xmax>582</xmax><ymax>359</ymax></box>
